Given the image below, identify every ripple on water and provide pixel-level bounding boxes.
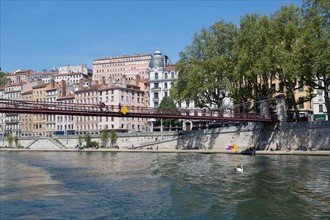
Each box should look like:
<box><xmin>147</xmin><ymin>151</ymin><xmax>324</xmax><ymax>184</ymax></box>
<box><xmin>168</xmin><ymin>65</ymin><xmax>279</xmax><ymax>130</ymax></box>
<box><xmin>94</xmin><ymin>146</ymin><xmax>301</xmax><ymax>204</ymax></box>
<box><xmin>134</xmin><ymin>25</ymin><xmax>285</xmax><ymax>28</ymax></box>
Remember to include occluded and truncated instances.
<box><xmin>0</xmin><ymin>152</ymin><xmax>329</xmax><ymax>219</ymax></box>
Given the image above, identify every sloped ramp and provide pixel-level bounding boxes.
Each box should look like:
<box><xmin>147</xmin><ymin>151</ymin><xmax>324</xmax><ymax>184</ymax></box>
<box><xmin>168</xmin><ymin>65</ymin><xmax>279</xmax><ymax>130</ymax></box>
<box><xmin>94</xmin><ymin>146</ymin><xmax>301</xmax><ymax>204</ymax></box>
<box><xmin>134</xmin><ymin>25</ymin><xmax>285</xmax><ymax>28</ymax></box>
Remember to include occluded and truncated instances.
<box><xmin>28</xmin><ymin>138</ymin><xmax>65</xmax><ymax>150</ymax></box>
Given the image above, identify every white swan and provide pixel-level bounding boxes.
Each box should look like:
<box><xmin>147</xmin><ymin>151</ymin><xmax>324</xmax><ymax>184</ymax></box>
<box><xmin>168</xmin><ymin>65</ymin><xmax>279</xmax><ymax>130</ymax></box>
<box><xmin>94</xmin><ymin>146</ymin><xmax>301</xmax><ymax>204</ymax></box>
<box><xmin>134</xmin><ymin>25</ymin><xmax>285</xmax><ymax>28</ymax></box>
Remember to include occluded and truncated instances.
<box><xmin>236</xmin><ymin>164</ymin><xmax>244</xmax><ymax>173</ymax></box>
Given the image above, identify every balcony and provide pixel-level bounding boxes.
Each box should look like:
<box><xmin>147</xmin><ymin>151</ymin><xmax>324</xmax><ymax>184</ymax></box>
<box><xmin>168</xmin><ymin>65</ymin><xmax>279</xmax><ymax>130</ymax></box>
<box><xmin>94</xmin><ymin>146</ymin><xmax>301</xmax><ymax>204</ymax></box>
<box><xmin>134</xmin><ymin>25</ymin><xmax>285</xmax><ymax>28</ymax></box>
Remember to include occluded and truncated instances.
<box><xmin>5</xmin><ymin>119</ymin><xmax>20</xmax><ymax>124</ymax></box>
<box><xmin>151</xmin><ymin>87</ymin><xmax>161</xmax><ymax>92</ymax></box>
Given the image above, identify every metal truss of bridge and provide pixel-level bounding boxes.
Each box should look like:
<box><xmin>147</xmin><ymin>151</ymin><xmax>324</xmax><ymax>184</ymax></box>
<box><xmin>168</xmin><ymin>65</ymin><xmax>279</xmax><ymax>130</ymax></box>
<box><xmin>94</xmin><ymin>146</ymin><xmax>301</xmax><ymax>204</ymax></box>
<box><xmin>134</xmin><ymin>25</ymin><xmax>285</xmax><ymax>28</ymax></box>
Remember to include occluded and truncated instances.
<box><xmin>0</xmin><ymin>99</ymin><xmax>277</xmax><ymax>122</ymax></box>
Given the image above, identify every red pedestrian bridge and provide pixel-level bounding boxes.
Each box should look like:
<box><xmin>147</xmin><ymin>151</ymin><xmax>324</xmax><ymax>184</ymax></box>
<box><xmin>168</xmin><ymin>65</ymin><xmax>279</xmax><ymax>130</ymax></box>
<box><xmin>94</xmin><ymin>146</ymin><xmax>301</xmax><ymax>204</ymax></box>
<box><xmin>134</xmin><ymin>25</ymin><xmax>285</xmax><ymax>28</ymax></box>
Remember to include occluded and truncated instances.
<box><xmin>0</xmin><ymin>98</ymin><xmax>277</xmax><ymax>122</ymax></box>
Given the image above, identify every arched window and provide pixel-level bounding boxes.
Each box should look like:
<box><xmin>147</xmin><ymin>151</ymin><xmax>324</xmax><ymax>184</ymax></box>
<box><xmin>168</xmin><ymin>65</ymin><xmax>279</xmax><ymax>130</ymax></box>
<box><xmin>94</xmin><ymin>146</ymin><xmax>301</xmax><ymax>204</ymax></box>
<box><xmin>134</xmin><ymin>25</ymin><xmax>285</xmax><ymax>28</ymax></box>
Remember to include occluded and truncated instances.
<box><xmin>155</xmin><ymin>72</ymin><xmax>158</xmax><ymax>79</ymax></box>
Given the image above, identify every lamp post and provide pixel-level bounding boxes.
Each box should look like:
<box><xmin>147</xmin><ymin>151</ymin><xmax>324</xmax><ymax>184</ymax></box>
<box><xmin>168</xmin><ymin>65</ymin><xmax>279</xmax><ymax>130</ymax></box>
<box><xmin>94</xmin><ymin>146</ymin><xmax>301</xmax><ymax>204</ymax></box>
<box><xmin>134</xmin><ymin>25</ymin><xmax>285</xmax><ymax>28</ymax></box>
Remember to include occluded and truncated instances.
<box><xmin>160</xmin><ymin>118</ymin><xmax>163</xmax><ymax>140</ymax></box>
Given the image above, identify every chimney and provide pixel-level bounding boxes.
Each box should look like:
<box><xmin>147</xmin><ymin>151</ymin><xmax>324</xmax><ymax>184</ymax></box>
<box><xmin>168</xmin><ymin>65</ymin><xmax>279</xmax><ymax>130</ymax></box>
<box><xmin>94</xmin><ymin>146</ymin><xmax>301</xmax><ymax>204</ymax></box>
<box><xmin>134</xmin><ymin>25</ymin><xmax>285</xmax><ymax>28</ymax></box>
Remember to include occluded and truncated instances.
<box><xmin>50</xmin><ymin>76</ymin><xmax>55</xmax><ymax>88</ymax></box>
<box><xmin>61</xmin><ymin>80</ymin><xmax>66</xmax><ymax>97</ymax></box>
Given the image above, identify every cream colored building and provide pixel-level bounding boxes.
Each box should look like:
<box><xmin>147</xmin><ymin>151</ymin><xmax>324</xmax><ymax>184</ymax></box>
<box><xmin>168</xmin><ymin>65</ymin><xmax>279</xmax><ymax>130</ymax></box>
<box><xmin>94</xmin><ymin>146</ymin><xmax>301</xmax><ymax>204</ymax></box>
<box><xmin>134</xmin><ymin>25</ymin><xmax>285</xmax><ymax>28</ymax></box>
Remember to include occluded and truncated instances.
<box><xmin>92</xmin><ymin>53</ymin><xmax>151</xmax><ymax>83</ymax></box>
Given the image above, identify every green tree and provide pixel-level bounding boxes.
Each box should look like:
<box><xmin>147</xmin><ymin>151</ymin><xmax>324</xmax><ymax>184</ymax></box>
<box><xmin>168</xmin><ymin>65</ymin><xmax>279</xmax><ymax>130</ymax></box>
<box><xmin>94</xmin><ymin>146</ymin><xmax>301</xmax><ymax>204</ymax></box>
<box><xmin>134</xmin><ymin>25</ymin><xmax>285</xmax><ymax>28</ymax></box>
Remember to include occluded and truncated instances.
<box><xmin>0</xmin><ymin>71</ymin><xmax>6</xmax><ymax>86</ymax></box>
<box><xmin>83</xmin><ymin>134</ymin><xmax>92</xmax><ymax>148</ymax></box>
<box><xmin>297</xmin><ymin>0</ymin><xmax>330</xmax><ymax>119</ymax></box>
<box><xmin>78</xmin><ymin>135</ymin><xmax>83</xmax><ymax>147</ymax></box>
<box><xmin>100</xmin><ymin>129</ymin><xmax>110</xmax><ymax>148</ymax></box>
<box><xmin>155</xmin><ymin>96</ymin><xmax>181</xmax><ymax>128</ymax></box>
<box><xmin>6</xmin><ymin>133</ymin><xmax>14</xmax><ymax>148</ymax></box>
<box><xmin>14</xmin><ymin>136</ymin><xmax>19</xmax><ymax>148</ymax></box>
<box><xmin>109</xmin><ymin>130</ymin><xmax>118</xmax><ymax>148</ymax></box>
<box><xmin>172</xmin><ymin>20</ymin><xmax>237</xmax><ymax>110</ymax></box>
<box><xmin>233</xmin><ymin>14</ymin><xmax>274</xmax><ymax>113</ymax></box>
<box><xmin>270</xmin><ymin>5</ymin><xmax>313</xmax><ymax>120</ymax></box>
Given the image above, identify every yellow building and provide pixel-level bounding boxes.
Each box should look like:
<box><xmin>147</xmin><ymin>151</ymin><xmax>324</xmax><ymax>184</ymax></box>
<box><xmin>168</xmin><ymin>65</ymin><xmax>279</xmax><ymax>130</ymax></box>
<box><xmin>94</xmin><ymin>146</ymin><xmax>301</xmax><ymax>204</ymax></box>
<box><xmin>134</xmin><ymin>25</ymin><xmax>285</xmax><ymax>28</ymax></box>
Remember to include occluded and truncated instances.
<box><xmin>269</xmin><ymin>75</ymin><xmax>313</xmax><ymax>120</ymax></box>
<box><xmin>21</xmin><ymin>90</ymin><xmax>33</xmax><ymax>136</ymax></box>
<box><xmin>32</xmin><ymin>82</ymin><xmax>49</xmax><ymax>136</ymax></box>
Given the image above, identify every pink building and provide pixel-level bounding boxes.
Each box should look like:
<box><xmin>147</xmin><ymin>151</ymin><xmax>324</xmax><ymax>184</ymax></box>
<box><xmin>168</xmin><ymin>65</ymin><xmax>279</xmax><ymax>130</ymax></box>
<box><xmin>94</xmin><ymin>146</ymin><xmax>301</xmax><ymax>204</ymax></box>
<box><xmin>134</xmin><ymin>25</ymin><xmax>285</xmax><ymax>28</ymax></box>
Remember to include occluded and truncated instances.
<box><xmin>98</xmin><ymin>76</ymin><xmax>147</xmax><ymax>132</ymax></box>
<box><xmin>92</xmin><ymin>53</ymin><xmax>151</xmax><ymax>83</ymax></box>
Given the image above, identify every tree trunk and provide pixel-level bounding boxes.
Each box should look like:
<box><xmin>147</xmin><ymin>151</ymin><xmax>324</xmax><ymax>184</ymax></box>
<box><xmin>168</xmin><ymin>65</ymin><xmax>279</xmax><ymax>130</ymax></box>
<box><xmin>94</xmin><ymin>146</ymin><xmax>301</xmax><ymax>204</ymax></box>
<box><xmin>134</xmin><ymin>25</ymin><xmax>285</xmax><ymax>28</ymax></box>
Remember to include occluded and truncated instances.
<box><xmin>324</xmin><ymin>85</ymin><xmax>330</xmax><ymax>120</ymax></box>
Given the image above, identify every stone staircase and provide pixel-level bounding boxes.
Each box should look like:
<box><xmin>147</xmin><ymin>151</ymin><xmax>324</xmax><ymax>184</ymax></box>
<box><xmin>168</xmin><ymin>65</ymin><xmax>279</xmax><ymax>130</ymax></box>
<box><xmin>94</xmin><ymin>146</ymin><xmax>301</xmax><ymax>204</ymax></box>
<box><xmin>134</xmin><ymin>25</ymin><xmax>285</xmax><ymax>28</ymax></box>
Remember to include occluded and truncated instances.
<box><xmin>26</xmin><ymin>137</ymin><xmax>67</xmax><ymax>150</ymax></box>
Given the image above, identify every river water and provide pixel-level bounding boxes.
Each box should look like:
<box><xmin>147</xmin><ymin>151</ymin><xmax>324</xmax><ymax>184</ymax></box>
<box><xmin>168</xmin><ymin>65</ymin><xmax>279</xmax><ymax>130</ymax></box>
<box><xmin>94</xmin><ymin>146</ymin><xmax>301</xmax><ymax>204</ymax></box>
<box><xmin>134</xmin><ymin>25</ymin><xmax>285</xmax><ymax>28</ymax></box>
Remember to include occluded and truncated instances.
<box><xmin>0</xmin><ymin>151</ymin><xmax>329</xmax><ymax>219</ymax></box>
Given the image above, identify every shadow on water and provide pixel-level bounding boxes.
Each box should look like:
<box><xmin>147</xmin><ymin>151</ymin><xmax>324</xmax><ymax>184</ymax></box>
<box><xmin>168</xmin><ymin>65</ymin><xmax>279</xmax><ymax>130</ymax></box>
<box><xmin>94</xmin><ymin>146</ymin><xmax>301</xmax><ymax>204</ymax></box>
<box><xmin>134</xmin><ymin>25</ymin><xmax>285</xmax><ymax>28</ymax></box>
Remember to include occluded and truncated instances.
<box><xmin>0</xmin><ymin>151</ymin><xmax>329</xmax><ymax>219</ymax></box>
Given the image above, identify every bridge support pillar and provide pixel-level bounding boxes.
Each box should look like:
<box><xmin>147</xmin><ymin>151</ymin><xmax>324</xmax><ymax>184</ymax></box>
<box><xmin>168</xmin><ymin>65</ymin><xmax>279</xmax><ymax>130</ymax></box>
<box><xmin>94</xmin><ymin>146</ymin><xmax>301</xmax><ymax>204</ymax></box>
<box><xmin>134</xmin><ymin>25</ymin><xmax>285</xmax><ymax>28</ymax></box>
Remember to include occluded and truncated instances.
<box><xmin>275</xmin><ymin>94</ymin><xmax>287</xmax><ymax>150</ymax></box>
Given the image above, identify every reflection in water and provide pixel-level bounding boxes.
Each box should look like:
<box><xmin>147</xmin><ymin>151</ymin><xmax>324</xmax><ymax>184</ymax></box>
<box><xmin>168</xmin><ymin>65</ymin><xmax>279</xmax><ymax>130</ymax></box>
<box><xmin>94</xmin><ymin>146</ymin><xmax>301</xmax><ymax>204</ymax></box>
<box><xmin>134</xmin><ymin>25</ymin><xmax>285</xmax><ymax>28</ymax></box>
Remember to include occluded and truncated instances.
<box><xmin>0</xmin><ymin>151</ymin><xmax>329</xmax><ymax>219</ymax></box>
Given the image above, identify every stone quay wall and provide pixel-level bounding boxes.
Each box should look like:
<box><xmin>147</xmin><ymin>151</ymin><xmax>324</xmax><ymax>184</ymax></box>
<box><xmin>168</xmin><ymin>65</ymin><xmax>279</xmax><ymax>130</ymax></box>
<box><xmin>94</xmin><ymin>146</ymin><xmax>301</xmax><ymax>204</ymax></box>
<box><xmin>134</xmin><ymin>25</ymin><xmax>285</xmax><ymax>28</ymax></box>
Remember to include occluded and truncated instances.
<box><xmin>1</xmin><ymin>122</ymin><xmax>329</xmax><ymax>151</ymax></box>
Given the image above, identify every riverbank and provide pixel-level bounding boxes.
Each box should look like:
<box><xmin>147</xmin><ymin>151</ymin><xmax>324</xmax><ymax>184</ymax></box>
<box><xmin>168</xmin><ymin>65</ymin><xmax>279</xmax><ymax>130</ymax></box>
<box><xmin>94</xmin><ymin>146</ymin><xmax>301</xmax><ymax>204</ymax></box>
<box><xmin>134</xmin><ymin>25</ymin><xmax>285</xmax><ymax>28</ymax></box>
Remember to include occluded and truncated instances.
<box><xmin>1</xmin><ymin>148</ymin><xmax>329</xmax><ymax>156</ymax></box>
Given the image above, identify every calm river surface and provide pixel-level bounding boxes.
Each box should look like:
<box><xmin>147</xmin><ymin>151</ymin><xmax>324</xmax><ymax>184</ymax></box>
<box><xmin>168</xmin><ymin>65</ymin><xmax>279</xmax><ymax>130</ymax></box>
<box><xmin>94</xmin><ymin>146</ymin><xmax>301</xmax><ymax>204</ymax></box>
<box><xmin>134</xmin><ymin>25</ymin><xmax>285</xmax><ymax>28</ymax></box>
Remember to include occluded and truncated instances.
<box><xmin>0</xmin><ymin>151</ymin><xmax>329</xmax><ymax>220</ymax></box>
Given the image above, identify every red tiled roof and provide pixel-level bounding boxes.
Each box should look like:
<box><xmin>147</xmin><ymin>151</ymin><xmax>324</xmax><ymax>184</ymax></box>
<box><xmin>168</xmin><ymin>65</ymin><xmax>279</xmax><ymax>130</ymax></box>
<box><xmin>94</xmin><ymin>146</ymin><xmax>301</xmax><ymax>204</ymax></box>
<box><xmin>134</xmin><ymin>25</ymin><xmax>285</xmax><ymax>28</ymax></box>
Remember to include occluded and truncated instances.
<box><xmin>32</xmin><ymin>83</ymin><xmax>49</xmax><ymax>89</ymax></box>
<box><xmin>165</xmin><ymin>65</ymin><xmax>176</xmax><ymax>71</ymax></box>
<box><xmin>22</xmin><ymin>90</ymin><xmax>33</xmax><ymax>95</ymax></box>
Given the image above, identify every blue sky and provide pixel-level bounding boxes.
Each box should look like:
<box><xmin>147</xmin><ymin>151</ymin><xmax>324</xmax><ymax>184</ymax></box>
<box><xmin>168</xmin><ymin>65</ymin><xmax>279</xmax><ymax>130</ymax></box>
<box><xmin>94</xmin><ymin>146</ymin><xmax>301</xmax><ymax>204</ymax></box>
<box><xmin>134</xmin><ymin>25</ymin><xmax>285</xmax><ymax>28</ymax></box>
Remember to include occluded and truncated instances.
<box><xmin>1</xmin><ymin>0</ymin><xmax>302</xmax><ymax>73</ymax></box>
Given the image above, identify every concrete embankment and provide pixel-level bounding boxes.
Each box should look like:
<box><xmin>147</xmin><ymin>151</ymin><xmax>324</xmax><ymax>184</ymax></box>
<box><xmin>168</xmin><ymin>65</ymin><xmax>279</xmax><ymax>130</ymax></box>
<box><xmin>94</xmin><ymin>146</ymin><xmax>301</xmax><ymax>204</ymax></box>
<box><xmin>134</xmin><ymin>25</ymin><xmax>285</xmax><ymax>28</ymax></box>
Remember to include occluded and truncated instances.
<box><xmin>1</xmin><ymin>148</ymin><xmax>329</xmax><ymax>156</ymax></box>
<box><xmin>1</xmin><ymin>121</ymin><xmax>329</xmax><ymax>151</ymax></box>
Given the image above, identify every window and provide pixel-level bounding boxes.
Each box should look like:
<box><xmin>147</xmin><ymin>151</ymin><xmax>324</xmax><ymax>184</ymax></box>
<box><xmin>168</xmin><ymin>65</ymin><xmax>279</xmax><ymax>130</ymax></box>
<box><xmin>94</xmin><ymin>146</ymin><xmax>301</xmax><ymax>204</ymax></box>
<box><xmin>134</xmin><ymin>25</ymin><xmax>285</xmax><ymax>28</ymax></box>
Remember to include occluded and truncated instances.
<box><xmin>319</xmin><ymin>105</ymin><xmax>323</xmax><ymax>113</ymax></box>
<box><xmin>155</xmin><ymin>72</ymin><xmax>158</xmax><ymax>79</ymax></box>
<box><xmin>165</xmin><ymin>72</ymin><xmax>168</xmax><ymax>79</ymax></box>
<box><xmin>298</xmin><ymin>81</ymin><xmax>304</xmax><ymax>92</ymax></box>
<box><xmin>298</xmin><ymin>97</ymin><xmax>304</xmax><ymax>109</ymax></box>
<box><xmin>171</xmin><ymin>72</ymin><xmax>175</xmax><ymax>78</ymax></box>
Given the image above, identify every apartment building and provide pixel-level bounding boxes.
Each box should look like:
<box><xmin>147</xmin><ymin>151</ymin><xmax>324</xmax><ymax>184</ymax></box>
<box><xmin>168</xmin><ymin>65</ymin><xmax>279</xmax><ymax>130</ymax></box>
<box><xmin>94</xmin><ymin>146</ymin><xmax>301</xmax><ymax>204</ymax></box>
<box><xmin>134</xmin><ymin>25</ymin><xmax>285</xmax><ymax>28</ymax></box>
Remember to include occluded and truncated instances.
<box><xmin>5</xmin><ymin>70</ymin><xmax>33</xmax><ymax>85</ymax></box>
<box><xmin>92</xmin><ymin>53</ymin><xmax>151</xmax><ymax>83</ymax></box>
<box><xmin>55</xmin><ymin>72</ymin><xmax>89</xmax><ymax>86</ymax></box>
<box><xmin>21</xmin><ymin>90</ymin><xmax>33</xmax><ymax>136</ymax></box>
<box><xmin>98</xmin><ymin>76</ymin><xmax>147</xmax><ymax>132</ymax></box>
<box><xmin>56</xmin><ymin>95</ymin><xmax>75</xmax><ymax>136</ymax></box>
<box><xmin>269</xmin><ymin>76</ymin><xmax>313</xmax><ymax>120</ymax></box>
<box><xmin>58</xmin><ymin>64</ymin><xmax>92</xmax><ymax>77</ymax></box>
<box><xmin>312</xmin><ymin>80</ymin><xmax>329</xmax><ymax>121</ymax></box>
<box><xmin>146</xmin><ymin>50</ymin><xmax>192</xmax><ymax>108</ymax></box>
<box><xmin>74</xmin><ymin>81</ymin><xmax>100</xmax><ymax>135</ymax></box>
<box><xmin>28</xmin><ymin>70</ymin><xmax>56</xmax><ymax>83</ymax></box>
<box><xmin>0</xmin><ymin>87</ymin><xmax>4</xmax><ymax>139</ymax></box>
<box><xmin>32</xmin><ymin>82</ymin><xmax>49</xmax><ymax>136</ymax></box>
<box><xmin>45</xmin><ymin>78</ymin><xmax>60</xmax><ymax>136</ymax></box>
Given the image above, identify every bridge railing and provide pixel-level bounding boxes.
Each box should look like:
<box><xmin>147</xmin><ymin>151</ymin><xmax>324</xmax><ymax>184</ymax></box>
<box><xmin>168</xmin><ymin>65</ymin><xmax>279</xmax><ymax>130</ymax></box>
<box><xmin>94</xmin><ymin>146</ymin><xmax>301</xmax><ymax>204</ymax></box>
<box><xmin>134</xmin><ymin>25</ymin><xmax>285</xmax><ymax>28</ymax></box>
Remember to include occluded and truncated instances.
<box><xmin>0</xmin><ymin>98</ymin><xmax>277</xmax><ymax>121</ymax></box>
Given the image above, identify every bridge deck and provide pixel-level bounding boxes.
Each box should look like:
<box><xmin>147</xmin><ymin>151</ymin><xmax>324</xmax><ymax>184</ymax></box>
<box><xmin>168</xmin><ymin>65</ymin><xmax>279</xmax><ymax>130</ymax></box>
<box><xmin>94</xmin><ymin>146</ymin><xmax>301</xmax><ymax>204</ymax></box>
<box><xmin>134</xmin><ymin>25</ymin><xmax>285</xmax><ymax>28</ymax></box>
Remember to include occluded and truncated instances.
<box><xmin>0</xmin><ymin>99</ymin><xmax>277</xmax><ymax>122</ymax></box>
